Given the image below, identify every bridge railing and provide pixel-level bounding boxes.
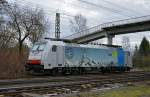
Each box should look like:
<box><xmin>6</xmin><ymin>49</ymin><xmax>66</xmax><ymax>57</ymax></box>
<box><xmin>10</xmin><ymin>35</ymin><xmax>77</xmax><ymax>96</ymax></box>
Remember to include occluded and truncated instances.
<box><xmin>64</xmin><ymin>15</ymin><xmax>150</xmax><ymax>40</ymax></box>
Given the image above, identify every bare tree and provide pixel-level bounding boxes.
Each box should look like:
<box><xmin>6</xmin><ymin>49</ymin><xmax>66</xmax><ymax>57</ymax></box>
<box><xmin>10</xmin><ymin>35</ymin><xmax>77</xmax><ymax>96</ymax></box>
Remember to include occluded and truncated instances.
<box><xmin>5</xmin><ymin>3</ymin><xmax>49</xmax><ymax>53</ymax></box>
<box><xmin>122</xmin><ymin>36</ymin><xmax>131</xmax><ymax>51</ymax></box>
<box><xmin>27</xmin><ymin>9</ymin><xmax>50</xmax><ymax>44</ymax></box>
<box><xmin>0</xmin><ymin>0</ymin><xmax>15</xmax><ymax>49</ymax></box>
<box><xmin>70</xmin><ymin>14</ymin><xmax>88</xmax><ymax>33</ymax></box>
<box><xmin>0</xmin><ymin>0</ymin><xmax>8</xmax><ymax>11</ymax></box>
<box><xmin>0</xmin><ymin>0</ymin><xmax>9</xmax><ymax>20</ymax></box>
<box><xmin>0</xmin><ymin>23</ymin><xmax>16</xmax><ymax>48</ymax></box>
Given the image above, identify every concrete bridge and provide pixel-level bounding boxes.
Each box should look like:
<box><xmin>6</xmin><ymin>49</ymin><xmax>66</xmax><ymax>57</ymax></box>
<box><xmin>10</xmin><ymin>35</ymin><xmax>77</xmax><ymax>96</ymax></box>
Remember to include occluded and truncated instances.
<box><xmin>64</xmin><ymin>15</ymin><xmax>150</xmax><ymax>45</ymax></box>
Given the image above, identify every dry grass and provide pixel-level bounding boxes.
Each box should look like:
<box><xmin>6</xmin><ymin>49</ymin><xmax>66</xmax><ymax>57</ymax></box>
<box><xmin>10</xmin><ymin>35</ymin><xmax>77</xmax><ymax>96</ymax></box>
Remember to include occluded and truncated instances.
<box><xmin>0</xmin><ymin>49</ymin><xmax>28</xmax><ymax>79</ymax></box>
<box><xmin>68</xmin><ymin>85</ymin><xmax>150</xmax><ymax>97</ymax></box>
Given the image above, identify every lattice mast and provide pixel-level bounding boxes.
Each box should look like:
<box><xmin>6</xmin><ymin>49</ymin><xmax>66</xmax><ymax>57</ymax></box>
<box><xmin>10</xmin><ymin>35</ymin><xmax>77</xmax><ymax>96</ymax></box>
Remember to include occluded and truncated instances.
<box><xmin>55</xmin><ymin>13</ymin><xmax>60</xmax><ymax>39</ymax></box>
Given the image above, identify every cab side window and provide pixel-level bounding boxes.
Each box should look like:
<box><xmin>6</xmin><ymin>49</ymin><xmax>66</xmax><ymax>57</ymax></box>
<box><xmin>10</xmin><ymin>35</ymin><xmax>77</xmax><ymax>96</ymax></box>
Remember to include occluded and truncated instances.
<box><xmin>52</xmin><ymin>45</ymin><xmax>57</xmax><ymax>52</ymax></box>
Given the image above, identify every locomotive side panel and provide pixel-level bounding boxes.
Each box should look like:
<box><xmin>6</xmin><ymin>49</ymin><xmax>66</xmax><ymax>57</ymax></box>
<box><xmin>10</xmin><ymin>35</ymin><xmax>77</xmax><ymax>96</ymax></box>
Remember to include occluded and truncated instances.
<box><xmin>44</xmin><ymin>45</ymin><xmax>64</xmax><ymax>69</ymax></box>
<box><xmin>64</xmin><ymin>46</ymin><xmax>120</xmax><ymax>68</ymax></box>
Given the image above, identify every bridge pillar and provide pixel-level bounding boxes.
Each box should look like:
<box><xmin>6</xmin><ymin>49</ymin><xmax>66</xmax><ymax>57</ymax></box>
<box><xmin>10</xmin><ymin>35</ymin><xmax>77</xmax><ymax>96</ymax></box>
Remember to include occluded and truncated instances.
<box><xmin>106</xmin><ymin>34</ymin><xmax>114</xmax><ymax>45</ymax></box>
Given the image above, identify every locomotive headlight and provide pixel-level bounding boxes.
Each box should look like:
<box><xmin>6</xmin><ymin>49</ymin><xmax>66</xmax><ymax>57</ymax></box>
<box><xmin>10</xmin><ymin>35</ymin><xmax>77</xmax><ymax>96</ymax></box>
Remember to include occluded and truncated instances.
<box><xmin>26</xmin><ymin>60</ymin><xmax>41</xmax><ymax>65</ymax></box>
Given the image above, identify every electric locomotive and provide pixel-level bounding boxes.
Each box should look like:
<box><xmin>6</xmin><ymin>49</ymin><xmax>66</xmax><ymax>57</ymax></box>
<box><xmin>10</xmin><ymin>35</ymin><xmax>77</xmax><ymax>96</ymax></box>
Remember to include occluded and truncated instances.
<box><xmin>25</xmin><ymin>38</ymin><xmax>132</xmax><ymax>75</ymax></box>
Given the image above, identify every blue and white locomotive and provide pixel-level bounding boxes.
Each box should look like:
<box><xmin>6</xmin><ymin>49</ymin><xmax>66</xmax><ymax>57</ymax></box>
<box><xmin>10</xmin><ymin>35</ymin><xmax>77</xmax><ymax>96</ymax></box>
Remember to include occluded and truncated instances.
<box><xmin>25</xmin><ymin>38</ymin><xmax>132</xmax><ymax>75</ymax></box>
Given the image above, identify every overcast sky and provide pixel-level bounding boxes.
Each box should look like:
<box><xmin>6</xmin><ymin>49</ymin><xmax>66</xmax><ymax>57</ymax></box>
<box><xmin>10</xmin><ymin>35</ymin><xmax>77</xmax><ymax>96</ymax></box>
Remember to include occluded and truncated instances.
<box><xmin>7</xmin><ymin>0</ymin><xmax>150</xmax><ymax>48</ymax></box>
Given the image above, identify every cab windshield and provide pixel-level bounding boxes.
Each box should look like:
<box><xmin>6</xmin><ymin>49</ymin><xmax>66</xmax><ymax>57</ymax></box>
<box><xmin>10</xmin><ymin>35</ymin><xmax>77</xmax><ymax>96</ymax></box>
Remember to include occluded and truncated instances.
<box><xmin>32</xmin><ymin>42</ymin><xmax>46</xmax><ymax>51</ymax></box>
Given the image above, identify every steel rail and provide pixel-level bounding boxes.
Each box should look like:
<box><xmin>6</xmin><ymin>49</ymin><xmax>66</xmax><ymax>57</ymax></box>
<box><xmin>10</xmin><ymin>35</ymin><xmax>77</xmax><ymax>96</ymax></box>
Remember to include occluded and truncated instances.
<box><xmin>0</xmin><ymin>72</ymin><xmax>150</xmax><ymax>95</ymax></box>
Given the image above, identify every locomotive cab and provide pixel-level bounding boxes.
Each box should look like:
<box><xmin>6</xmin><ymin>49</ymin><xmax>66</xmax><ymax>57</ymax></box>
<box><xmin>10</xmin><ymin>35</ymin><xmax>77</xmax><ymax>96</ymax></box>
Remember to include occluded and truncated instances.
<box><xmin>25</xmin><ymin>41</ymin><xmax>48</xmax><ymax>73</ymax></box>
<box><xmin>25</xmin><ymin>40</ymin><xmax>64</xmax><ymax>74</ymax></box>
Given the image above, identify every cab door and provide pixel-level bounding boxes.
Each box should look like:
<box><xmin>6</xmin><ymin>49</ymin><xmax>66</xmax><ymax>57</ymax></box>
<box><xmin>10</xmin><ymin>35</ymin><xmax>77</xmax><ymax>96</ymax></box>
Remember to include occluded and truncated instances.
<box><xmin>51</xmin><ymin>45</ymin><xmax>63</xmax><ymax>68</ymax></box>
<box><xmin>44</xmin><ymin>45</ymin><xmax>57</xmax><ymax>69</ymax></box>
<box><xmin>51</xmin><ymin>45</ymin><xmax>57</xmax><ymax>68</ymax></box>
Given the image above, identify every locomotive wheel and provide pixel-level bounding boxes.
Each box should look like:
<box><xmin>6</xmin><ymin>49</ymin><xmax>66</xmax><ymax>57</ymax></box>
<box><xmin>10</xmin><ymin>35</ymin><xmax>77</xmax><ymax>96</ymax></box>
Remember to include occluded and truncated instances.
<box><xmin>65</xmin><ymin>67</ymin><xmax>71</xmax><ymax>75</ymax></box>
<box><xmin>127</xmin><ymin>67</ymin><xmax>130</xmax><ymax>71</ymax></box>
<box><xmin>28</xmin><ymin>70</ymin><xmax>44</xmax><ymax>76</ymax></box>
<box><xmin>51</xmin><ymin>69</ymin><xmax>58</xmax><ymax>76</ymax></box>
<box><xmin>78</xmin><ymin>68</ymin><xmax>82</xmax><ymax>74</ymax></box>
<box><xmin>101</xmin><ymin>67</ymin><xmax>106</xmax><ymax>73</ymax></box>
<box><xmin>74</xmin><ymin>68</ymin><xmax>80</xmax><ymax>75</ymax></box>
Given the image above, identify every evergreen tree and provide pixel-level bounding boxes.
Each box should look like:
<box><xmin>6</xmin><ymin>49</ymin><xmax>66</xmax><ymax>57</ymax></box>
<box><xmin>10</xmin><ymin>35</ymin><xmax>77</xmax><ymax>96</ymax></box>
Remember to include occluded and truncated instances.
<box><xmin>139</xmin><ymin>37</ymin><xmax>150</xmax><ymax>56</ymax></box>
<box><xmin>133</xmin><ymin>44</ymin><xmax>138</xmax><ymax>57</ymax></box>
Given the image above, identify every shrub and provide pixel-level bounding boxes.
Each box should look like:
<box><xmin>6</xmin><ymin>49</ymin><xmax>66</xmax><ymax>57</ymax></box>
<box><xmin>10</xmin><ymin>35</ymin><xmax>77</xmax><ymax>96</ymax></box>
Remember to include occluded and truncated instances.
<box><xmin>0</xmin><ymin>49</ymin><xmax>28</xmax><ymax>79</ymax></box>
<box><xmin>133</xmin><ymin>56</ymin><xmax>150</xmax><ymax>71</ymax></box>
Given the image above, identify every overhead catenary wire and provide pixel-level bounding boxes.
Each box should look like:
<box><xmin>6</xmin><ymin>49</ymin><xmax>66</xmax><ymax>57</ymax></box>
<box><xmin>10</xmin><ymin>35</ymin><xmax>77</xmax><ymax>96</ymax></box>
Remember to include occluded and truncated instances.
<box><xmin>15</xmin><ymin>1</ymin><xmax>147</xmax><ymax>27</ymax></box>
<box><xmin>9</xmin><ymin>0</ymin><xmax>149</xmax><ymax>19</ymax></box>
<box><xmin>100</xmin><ymin>0</ymin><xmax>141</xmax><ymax>15</ymax></box>
<box><xmin>19</xmin><ymin>0</ymin><xmax>75</xmax><ymax>23</ymax></box>
<box><xmin>17</xmin><ymin>0</ymin><xmax>73</xmax><ymax>36</ymax></box>
<box><xmin>19</xmin><ymin>0</ymin><xmax>75</xmax><ymax>17</ymax></box>
<box><xmin>77</xmin><ymin>0</ymin><xmax>133</xmax><ymax>18</ymax></box>
<box><xmin>53</xmin><ymin>0</ymin><xmax>132</xmax><ymax>22</ymax></box>
<box><xmin>53</xmin><ymin>0</ymin><xmax>145</xmax><ymax>21</ymax></box>
<box><xmin>12</xmin><ymin>0</ymin><xmax>140</xmax><ymax>26</ymax></box>
<box><xmin>51</xmin><ymin>0</ymin><xmax>140</xmax><ymax>14</ymax></box>
<box><xmin>16</xmin><ymin>0</ymin><xmax>131</xmax><ymax>21</ymax></box>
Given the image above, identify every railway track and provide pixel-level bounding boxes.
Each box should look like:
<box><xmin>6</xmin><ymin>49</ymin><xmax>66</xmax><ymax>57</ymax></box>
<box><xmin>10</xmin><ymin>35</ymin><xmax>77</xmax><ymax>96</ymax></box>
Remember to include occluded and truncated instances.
<box><xmin>0</xmin><ymin>71</ymin><xmax>150</xmax><ymax>95</ymax></box>
<box><xmin>0</xmin><ymin>71</ymin><xmax>148</xmax><ymax>85</ymax></box>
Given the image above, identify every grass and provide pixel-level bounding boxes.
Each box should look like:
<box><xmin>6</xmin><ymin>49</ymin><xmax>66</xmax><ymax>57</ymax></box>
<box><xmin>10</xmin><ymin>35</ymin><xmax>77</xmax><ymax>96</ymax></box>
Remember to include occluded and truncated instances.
<box><xmin>69</xmin><ymin>85</ymin><xmax>150</xmax><ymax>97</ymax></box>
<box><xmin>137</xmin><ymin>67</ymin><xmax>150</xmax><ymax>71</ymax></box>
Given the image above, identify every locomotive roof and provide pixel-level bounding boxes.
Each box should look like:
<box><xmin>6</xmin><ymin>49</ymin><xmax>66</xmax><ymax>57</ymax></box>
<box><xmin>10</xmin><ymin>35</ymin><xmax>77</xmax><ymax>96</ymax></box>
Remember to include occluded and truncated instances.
<box><xmin>43</xmin><ymin>38</ymin><xmax>122</xmax><ymax>49</ymax></box>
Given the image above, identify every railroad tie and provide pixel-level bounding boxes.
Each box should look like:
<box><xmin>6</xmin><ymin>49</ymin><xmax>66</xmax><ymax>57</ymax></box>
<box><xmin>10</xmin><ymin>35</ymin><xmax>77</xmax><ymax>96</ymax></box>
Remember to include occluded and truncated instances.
<box><xmin>21</xmin><ymin>93</ymin><xmax>43</xmax><ymax>97</ymax></box>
